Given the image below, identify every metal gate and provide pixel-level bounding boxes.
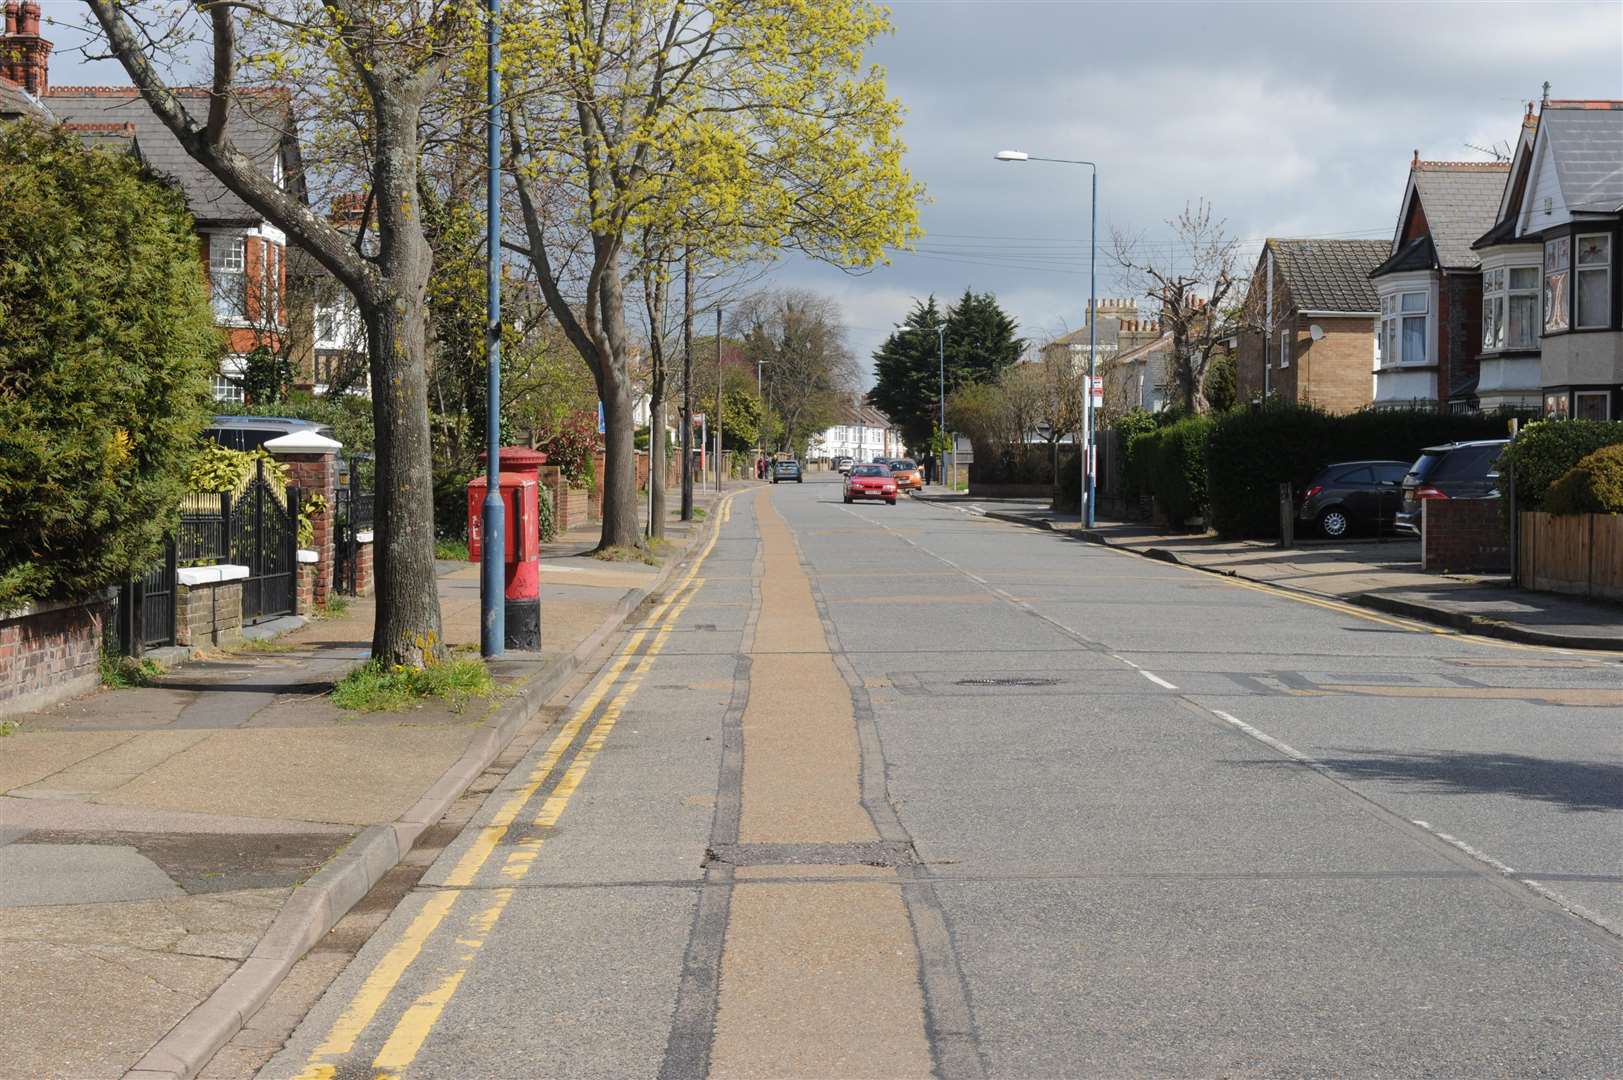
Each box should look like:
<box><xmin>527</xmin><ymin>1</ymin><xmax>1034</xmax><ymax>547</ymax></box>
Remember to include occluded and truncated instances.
<box><xmin>119</xmin><ymin>541</ymin><xmax>177</xmax><ymax>655</ymax></box>
<box><xmin>229</xmin><ymin>461</ymin><xmax>299</xmax><ymax>623</ymax></box>
<box><xmin>333</xmin><ymin>474</ymin><xmax>373</xmax><ymax>596</ymax></box>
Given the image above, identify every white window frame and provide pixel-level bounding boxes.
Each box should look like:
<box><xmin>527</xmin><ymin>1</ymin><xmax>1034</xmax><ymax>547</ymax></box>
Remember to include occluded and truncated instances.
<box><xmin>1278</xmin><ymin>329</ymin><xmax>1290</xmax><ymax>369</ymax></box>
<box><xmin>212</xmin><ymin>355</ymin><xmax>247</xmax><ymax>403</ymax></box>
<box><xmin>1377</xmin><ymin>279</ymin><xmax>1434</xmax><ymax>367</ymax></box>
<box><xmin>1575</xmin><ymin>233</ymin><xmax>1611</xmax><ymax>330</ymax></box>
<box><xmin>1481</xmin><ymin>260</ymin><xmax>1541</xmax><ymax>352</ymax></box>
<box><xmin>209</xmin><ymin>233</ymin><xmax>247</xmax><ymax>321</ymax></box>
<box><xmin>1573</xmin><ymin>390</ymin><xmax>1611</xmax><ymax>421</ymax></box>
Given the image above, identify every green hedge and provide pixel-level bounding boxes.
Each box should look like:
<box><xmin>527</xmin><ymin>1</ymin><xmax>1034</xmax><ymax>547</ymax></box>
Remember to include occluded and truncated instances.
<box><xmin>1544</xmin><ymin>444</ymin><xmax>1623</xmax><ymax>514</ymax></box>
<box><xmin>1495</xmin><ymin>419</ymin><xmax>1623</xmax><ymax>509</ymax></box>
<box><xmin>1205</xmin><ymin>404</ymin><xmax>1514</xmax><ymax>538</ymax></box>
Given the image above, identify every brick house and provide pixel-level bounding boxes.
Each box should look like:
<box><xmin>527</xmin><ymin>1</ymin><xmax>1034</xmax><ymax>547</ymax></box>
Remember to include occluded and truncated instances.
<box><xmin>2</xmin><ymin>5</ymin><xmax>303</xmax><ymax>403</ymax></box>
<box><xmin>1368</xmin><ymin>155</ymin><xmax>1510</xmax><ymax>412</ymax></box>
<box><xmin>1237</xmin><ymin>238</ymin><xmax>1389</xmax><ymax>412</ymax></box>
<box><xmin>1473</xmin><ymin>100</ymin><xmax>1623</xmax><ymax>420</ymax></box>
<box><xmin>1041</xmin><ymin>299</ymin><xmax>1168</xmax><ymax>414</ymax></box>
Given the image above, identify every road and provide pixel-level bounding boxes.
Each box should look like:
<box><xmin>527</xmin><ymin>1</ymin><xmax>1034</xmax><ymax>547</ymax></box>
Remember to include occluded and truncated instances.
<box><xmin>261</xmin><ymin>474</ymin><xmax>1623</xmax><ymax>1079</ymax></box>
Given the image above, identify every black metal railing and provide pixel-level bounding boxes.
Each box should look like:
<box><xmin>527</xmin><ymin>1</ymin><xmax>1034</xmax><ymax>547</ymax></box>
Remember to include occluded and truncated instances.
<box><xmin>177</xmin><ymin>490</ymin><xmax>229</xmax><ymax>565</ymax></box>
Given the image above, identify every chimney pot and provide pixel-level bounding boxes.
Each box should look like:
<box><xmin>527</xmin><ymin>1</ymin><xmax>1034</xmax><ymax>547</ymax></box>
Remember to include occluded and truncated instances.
<box><xmin>18</xmin><ymin>0</ymin><xmax>37</xmax><ymax>34</ymax></box>
<box><xmin>6</xmin><ymin>1</ymin><xmax>19</xmax><ymax>36</ymax></box>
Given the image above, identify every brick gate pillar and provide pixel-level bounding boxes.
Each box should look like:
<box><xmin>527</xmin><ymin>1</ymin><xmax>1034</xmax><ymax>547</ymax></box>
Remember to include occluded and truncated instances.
<box><xmin>264</xmin><ymin>430</ymin><xmax>342</xmax><ymax>609</ymax></box>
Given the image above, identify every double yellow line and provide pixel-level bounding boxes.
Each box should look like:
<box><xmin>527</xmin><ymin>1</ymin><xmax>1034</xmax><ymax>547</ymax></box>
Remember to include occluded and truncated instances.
<box><xmin>295</xmin><ymin>499</ymin><xmax>732</xmax><ymax>1080</ymax></box>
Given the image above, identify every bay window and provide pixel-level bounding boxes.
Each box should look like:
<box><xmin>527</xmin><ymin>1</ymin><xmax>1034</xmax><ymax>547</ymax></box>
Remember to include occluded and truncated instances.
<box><xmin>1380</xmin><ymin>288</ymin><xmax>1429</xmax><ymax>365</ymax></box>
<box><xmin>1544</xmin><ymin>236</ymin><xmax>1570</xmax><ymax>333</ymax></box>
<box><xmin>1482</xmin><ymin>264</ymin><xmax>1540</xmax><ymax>351</ymax></box>
<box><xmin>1575</xmin><ymin>234</ymin><xmax>1611</xmax><ymax>329</ymax></box>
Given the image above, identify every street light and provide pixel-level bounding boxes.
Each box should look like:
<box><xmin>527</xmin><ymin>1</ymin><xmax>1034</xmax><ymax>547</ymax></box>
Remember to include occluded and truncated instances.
<box><xmin>995</xmin><ymin>149</ymin><xmax>1098</xmax><ymax>528</ymax></box>
<box><xmin>479</xmin><ymin>0</ymin><xmax>505</xmax><ymax>657</ymax></box>
<box><xmin>935</xmin><ymin>323</ymin><xmax>946</xmax><ymax>487</ymax></box>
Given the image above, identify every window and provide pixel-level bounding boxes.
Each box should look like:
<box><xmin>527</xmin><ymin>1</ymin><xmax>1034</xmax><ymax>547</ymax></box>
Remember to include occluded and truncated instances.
<box><xmin>211</xmin><ymin>371</ymin><xmax>244</xmax><ymax>403</ymax></box>
<box><xmin>1575</xmin><ymin>234</ymin><xmax>1611</xmax><ymax>329</ymax></box>
<box><xmin>1336</xmin><ymin>467</ymin><xmax>1374</xmax><ymax>484</ymax></box>
<box><xmin>1482</xmin><ymin>265</ymin><xmax>1541</xmax><ymax>351</ymax></box>
<box><xmin>1543</xmin><ymin>392</ymin><xmax>1569</xmax><ymax>419</ymax></box>
<box><xmin>1574</xmin><ymin>391</ymin><xmax>1611</xmax><ymax>421</ymax></box>
<box><xmin>1380</xmin><ymin>289</ymin><xmax>1429</xmax><ymax>365</ymax></box>
<box><xmin>1278</xmin><ymin>331</ymin><xmax>1290</xmax><ymax>368</ymax></box>
<box><xmin>1544</xmin><ymin>236</ymin><xmax>1570</xmax><ymax>333</ymax></box>
<box><xmin>209</xmin><ymin>234</ymin><xmax>246</xmax><ymax>320</ymax></box>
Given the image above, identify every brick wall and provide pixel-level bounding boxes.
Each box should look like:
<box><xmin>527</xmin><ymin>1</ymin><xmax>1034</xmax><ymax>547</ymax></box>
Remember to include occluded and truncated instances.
<box><xmin>175</xmin><ymin>581</ymin><xmax>243</xmax><ymax>648</ymax></box>
<box><xmin>272</xmin><ymin>449</ymin><xmax>337</xmax><ymax>608</ymax></box>
<box><xmin>558</xmin><ymin>487</ymin><xmax>589</xmax><ymax>531</ymax></box>
<box><xmin>1440</xmin><ymin>272</ymin><xmax>1483</xmax><ymax>408</ymax></box>
<box><xmin>297</xmin><ymin>562</ymin><xmax>317</xmax><ymax>613</ymax></box>
<box><xmin>356</xmin><ymin>540</ymin><xmax>374</xmax><ymax>597</ymax></box>
<box><xmin>1300</xmin><ymin>317</ymin><xmax>1377</xmax><ymax>413</ymax></box>
<box><xmin>1422</xmin><ymin>498</ymin><xmax>1510</xmax><ymax>572</ymax></box>
<box><xmin>588</xmin><ymin>449</ymin><xmax>607</xmax><ymax>522</ymax></box>
<box><xmin>0</xmin><ymin>594</ymin><xmax>111</xmax><ymax>717</ymax></box>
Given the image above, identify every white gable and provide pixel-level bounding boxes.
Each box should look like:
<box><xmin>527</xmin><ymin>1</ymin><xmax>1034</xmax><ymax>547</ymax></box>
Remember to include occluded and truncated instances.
<box><xmin>1518</xmin><ymin>132</ymin><xmax>1570</xmax><ymax>235</ymax></box>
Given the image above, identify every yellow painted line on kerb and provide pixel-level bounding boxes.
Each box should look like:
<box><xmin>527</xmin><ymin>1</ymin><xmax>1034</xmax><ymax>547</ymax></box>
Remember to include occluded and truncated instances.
<box><xmin>292</xmin><ymin>492</ymin><xmax>737</xmax><ymax>1080</ymax></box>
<box><xmin>359</xmin><ymin>579</ymin><xmax>706</xmax><ymax>1075</ymax></box>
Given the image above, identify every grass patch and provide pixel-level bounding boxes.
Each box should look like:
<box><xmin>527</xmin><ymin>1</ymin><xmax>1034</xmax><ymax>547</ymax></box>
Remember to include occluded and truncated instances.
<box><xmin>691</xmin><ymin>507</ymin><xmax>707</xmax><ymax>521</ymax></box>
<box><xmin>593</xmin><ymin>543</ymin><xmax>661</xmax><ymax>566</ymax></box>
<box><xmin>0</xmin><ymin>719</ymin><xmax>18</xmax><ymax>737</ymax></box>
<box><xmin>230</xmin><ymin>636</ymin><xmax>297</xmax><ymax>654</ymax></box>
<box><xmin>331</xmin><ymin>655</ymin><xmax>495</xmax><ymax>714</ymax></box>
<box><xmin>100</xmin><ymin>652</ymin><xmax>163</xmax><ymax>688</ymax></box>
<box><xmin>315</xmin><ymin>594</ymin><xmax>351</xmax><ymax>620</ymax></box>
<box><xmin>435</xmin><ymin>538</ymin><xmax>470</xmax><ymax>561</ymax></box>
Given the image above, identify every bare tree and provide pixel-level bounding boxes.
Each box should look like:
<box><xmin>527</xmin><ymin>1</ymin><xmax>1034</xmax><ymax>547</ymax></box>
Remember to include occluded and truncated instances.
<box><xmin>86</xmin><ymin>0</ymin><xmax>476</xmax><ymax>666</ymax></box>
<box><xmin>733</xmin><ymin>290</ymin><xmax>858</xmax><ymax>454</ymax></box>
<box><xmin>1110</xmin><ymin>199</ymin><xmax>1241</xmax><ymax>413</ymax></box>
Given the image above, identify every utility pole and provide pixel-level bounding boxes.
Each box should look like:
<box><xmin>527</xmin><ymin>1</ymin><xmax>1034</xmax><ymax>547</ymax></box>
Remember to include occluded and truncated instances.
<box><xmin>936</xmin><ymin>323</ymin><xmax>946</xmax><ymax>486</ymax></box>
<box><xmin>478</xmin><ymin>0</ymin><xmax>504</xmax><ymax>659</ymax></box>
<box><xmin>714</xmin><ymin>307</ymin><xmax>723</xmax><ymax>493</ymax></box>
<box><xmin>681</xmin><ymin>248</ymin><xmax>694</xmax><ymax>521</ymax></box>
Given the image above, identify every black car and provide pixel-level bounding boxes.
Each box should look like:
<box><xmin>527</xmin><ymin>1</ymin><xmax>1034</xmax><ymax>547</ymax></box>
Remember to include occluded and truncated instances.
<box><xmin>1298</xmin><ymin>460</ymin><xmax>1411</xmax><ymax>538</ymax></box>
<box><xmin>1394</xmin><ymin>439</ymin><xmax>1508</xmax><ymax>535</ymax></box>
<box><xmin>770</xmin><ymin>459</ymin><xmax>803</xmax><ymax>483</ymax></box>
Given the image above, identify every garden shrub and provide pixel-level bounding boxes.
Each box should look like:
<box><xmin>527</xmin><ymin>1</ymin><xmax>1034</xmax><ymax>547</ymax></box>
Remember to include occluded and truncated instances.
<box><xmin>1146</xmin><ymin>415</ymin><xmax>1213</xmax><ymax>525</ymax></box>
<box><xmin>1495</xmin><ymin>419</ymin><xmax>1623</xmax><ymax>509</ymax></box>
<box><xmin>1205</xmin><ymin>404</ymin><xmax>1513</xmax><ymax>539</ymax></box>
<box><xmin>1543</xmin><ymin>444</ymin><xmax>1623</xmax><ymax>515</ymax></box>
<box><xmin>0</xmin><ymin>122</ymin><xmax>219</xmax><ymax>610</ymax></box>
<box><xmin>973</xmin><ymin>444</ymin><xmax>1055</xmax><ymax>486</ymax></box>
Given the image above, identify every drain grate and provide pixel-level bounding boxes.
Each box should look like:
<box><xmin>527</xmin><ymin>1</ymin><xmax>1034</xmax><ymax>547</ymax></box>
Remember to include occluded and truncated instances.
<box><xmin>954</xmin><ymin>676</ymin><xmax>1059</xmax><ymax>687</ymax></box>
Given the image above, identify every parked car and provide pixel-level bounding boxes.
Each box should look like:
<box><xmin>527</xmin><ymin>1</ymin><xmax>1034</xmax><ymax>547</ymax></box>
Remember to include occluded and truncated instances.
<box><xmin>771</xmin><ymin>459</ymin><xmax>803</xmax><ymax>484</ymax></box>
<box><xmin>1297</xmin><ymin>460</ymin><xmax>1412</xmax><ymax>538</ymax></box>
<box><xmin>204</xmin><ymin>415</ymin><xmax>334</xmax><ymax>451</ymax></box>
<box><xmin>1394</xmin><ymin>439</ymin><xmax>1509</xmax><ymax>535</ymax></box>
<box><xmin>835</xmin><ymin>456</ymin><xmax>855</xmax><ymax>475</ymax></box>
<box><xmin>890</xmin><ymin>459</ymin><xmax>924</xmax><ymax>492</ymax></box>
<box><xmin>843</xmin><ymin>464</ymin><xmax>897</xmax><ymax>505</ymax></box>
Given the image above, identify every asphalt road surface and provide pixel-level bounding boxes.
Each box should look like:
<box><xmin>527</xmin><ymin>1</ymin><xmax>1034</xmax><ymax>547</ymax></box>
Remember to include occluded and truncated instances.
<box><xmin>262</xmin><ymin>475</ymin><xmax>1623</xmax><ymax>1079</ymax></box>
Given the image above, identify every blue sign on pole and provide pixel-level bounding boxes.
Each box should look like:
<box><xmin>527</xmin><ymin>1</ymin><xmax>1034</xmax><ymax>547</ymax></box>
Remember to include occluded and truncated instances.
<box><xmin>597</xmin><ymin>400</ymin><xmax>605</xmax><ymax>435</ymax></box>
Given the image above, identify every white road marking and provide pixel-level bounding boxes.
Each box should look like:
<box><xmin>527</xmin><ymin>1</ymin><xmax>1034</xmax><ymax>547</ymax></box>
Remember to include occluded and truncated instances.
<box><xmin>1139</xmin><ymin>671</ymin><xmax>1178</xmax><ymax>690</ymax></box>
<box><xmin>1111</xmin><ymin>654</ymin><xmax>1142</xmax><ymax>670</ymax></box>
<box><xmin>1208</xmin><ymin>710</ymin><xmax>1621</xmax><ymax>940</ymax></box>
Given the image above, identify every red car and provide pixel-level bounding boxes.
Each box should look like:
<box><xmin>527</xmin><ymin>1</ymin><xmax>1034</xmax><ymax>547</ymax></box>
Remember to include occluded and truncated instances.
<box><xmin>843</xmin><ymin>464</ymin><xmax>898</xmax><ymax>505</ymax></box>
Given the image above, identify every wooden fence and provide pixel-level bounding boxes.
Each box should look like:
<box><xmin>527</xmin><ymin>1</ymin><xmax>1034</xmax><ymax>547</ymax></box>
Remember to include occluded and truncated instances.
<box><xmin>1518</xmin><ymin>512</ymin><xmax>1623</xmax><ymax>601</ymax></box>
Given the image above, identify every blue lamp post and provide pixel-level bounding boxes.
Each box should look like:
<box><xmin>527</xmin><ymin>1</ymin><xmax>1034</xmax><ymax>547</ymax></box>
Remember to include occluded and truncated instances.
<box><xmin>480</xmin><ymin>0</ymin><xmax>505</xmax><ymax>657</ymax></box>
<box><xmin>994</xmin><ymin>150</ymin><xmax>1098</xmax><ymax>528</ymax></box>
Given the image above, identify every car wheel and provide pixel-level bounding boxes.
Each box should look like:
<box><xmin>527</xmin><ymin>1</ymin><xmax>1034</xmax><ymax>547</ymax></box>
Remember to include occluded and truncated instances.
<box><xmin>844</xmin><ymin>495</ymin><xmax>852</xmax><ymax>504</ymax></box>
<box><xmin>1318</xmin><ymin>508</ymin><xmax>1350</xmax><ymax>539</ymax></box>
<box><xmin>886</xmin><ymin>498</ymin><xmax>896</xmax><ymax>505</ymax></box>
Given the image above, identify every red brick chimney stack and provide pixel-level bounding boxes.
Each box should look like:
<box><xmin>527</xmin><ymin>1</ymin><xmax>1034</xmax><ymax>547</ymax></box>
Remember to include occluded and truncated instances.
<box><xmin>2</xmin><ymin>0</ymin><xmax>51</xmax><ymax>95</ymax></box>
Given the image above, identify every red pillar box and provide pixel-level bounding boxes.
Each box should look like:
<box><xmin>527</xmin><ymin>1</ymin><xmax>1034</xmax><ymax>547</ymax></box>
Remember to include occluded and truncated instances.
<box><xmin>467</xmin><ymin>447</ymin><xmax>548</xmax><ymax>650</ymax></box>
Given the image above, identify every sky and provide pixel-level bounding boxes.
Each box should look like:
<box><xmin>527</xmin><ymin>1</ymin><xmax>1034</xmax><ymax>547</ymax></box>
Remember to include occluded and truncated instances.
<box><xmin>40</xmin><ymin>0</ymin><xmax>1623</xmax><ymax>382</ymax></box>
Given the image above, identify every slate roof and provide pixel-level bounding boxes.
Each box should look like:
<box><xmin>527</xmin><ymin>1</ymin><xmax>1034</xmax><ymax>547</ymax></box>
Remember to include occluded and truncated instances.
<box><xmin>1536</xmin><ymin>101</ymin><xmax>1623</xmax><ymax>215</ymax></box>
<box><xmin>44</xmin><ymin>87</ymin><xmax>290</xmax><ymax>226</ymax></box>
<box><xmin>0</xmin><ymin>74</ymin><xmax>50</xmax><ymax>121</ymax></box>
<box><xmin>1266</xmin><ymin>238</ymin><xmax>1389</xmax><ymax>312</ymax></box>
<box><xmin>1405</xmin><ymin>162</ymin><xmax>1509</xmax><ymax>270</ymax></box>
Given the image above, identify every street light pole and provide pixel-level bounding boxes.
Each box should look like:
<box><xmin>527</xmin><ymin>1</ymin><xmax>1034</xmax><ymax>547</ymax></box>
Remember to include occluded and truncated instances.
<box><xmin>681</xmin><ymin>250</ymin><xmax>694</xmax><ymax>522</ymax></box>
<box><xmin>994</xmin><ymin>150</ymin><xmax>1099</xmax><ymax>528</ymax></box>
<box><xmin>714</xmin><ymin>307</ymin><xmax>723</xmax><ymax>493</ymax></box>
<box><xmin>479</xmin><ymin>0</ymin><xmax>504</xmax><ymax>658</ymax></box>
<box><xmin>936</xmin><ymin>323</ymin><xmax>946</xmax><ymax>487</ymax></box>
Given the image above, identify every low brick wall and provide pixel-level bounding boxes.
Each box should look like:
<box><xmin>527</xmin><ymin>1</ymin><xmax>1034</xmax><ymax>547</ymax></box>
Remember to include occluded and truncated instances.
<box><xmin>355</xmin><ymin>536</ymin><xmax>375</xmax><ymax>597</ymax></box>
<box><xmin>0</xmin><ymin>592</ymin><xmax>112</xmax><ymax>717</ymax></box>
<box><xmin>175</xmin><ymin>567</ymin><xmax>246</xmax><ymax>648</ymax></box>
<box><xmin>967</xmin><ymin>482</ymin><xmax>1052</xmax><ymax>499</ymax></box>
<box><xmin>1423</xmin><ymin>498</ymin><xmax>1510</xmax><ymax>572</ymax></box>
<box><xmin>297</xmin><ymin>553</ymin><xmax>318</xmax><ymax>613</ymax></box>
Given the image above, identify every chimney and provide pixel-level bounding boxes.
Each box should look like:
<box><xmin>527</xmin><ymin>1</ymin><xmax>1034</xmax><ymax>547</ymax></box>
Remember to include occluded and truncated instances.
<box><xmin>2</xmin><ymin>1</ymin><xmax>51</xmax><ymax>95</ymax></box>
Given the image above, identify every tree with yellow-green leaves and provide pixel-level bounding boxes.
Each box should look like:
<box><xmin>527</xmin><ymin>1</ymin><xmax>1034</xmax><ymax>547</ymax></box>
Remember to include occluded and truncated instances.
<box><xmin>504</xmin><ymin>0</ymin><xmax>923</xmax><ymax>551</ymax></box>
<box><xmin>87</xmin><ymin>0</ymin><xmax>482</xmax><ymax>667</ymax></box>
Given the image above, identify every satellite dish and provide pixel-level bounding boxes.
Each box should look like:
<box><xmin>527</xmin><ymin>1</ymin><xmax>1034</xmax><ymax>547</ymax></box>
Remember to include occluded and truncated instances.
<box><xmin>1309</xmin><ymin>324</ymin><xmax>1326</xmax><ymax>342</ymax></box>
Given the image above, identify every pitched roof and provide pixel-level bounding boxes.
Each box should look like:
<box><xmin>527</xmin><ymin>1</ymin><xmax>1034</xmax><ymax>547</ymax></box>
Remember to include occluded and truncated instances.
<box><xmin>1537</xmin><ymin>101</ymin><xmax>1623</xmax><ymax>214</ymax></box>
<box><xmin>1371</xmin><ymin>235</ymin><xmax>1437</xmax><ymax>277</ymax></box>
<box><xmin>43</xmin><ymin>87</ymin><xmax>290</xmax><ymax>226</ymax></box>
<box><xmin>1266</xmin><ymin>238</ymin><xmax>1389</xmax><ymax>312</ymax></box>
<box><xmin>0</xmin><ymin>74</ymin><xmax>49</xmax><ymax>121</ymax></box>
<box><xmin>1406</xmin><ymin>161</ymin><xmax>1510</xmax><ymax>269</ymax></box>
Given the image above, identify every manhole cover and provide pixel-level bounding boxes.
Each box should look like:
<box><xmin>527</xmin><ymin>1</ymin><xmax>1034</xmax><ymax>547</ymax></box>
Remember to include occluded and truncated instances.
<box><xmin>954</xmin><ymin>677</ymin><xmax>1059</xmax><ymax>687</ymax></box>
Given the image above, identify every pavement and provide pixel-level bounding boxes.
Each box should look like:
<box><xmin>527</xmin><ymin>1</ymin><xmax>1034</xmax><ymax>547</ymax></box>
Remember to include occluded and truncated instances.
<box><xmin>0</xmin><ymin>492</ymin><xmax>735</xmax><ymax>1080</ymax></box>
<box><xmin>251</xmin><ymin>476</ymin><xmax>1621</xmax><ymax>1078</ymax></box>
<box><xmin>913</xmin><ymin>490</ymin><xmax>1623</xmax><ymax>651</ymax></box>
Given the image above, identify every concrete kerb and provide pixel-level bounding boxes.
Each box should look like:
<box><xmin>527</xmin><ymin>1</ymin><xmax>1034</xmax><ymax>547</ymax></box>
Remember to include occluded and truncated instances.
<box><xmin>122</xmin><ymin>492</ymin><xmax>741</xmax><ymax>1080</ymax></box>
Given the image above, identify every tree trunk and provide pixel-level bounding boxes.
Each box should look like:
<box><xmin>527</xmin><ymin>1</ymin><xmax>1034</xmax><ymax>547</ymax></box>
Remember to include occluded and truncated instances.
<box><xmin>598</xmin><ymin>369</ymin><xmax>641</xmax><ymax>549</ymax></box>
<box><xmin>649</xmin><ymin>366</ymin><xmax>667</xmax><ymax>540</ymax></box>
<box><xmin>366</xmin><ymin>299</ymin><xmax>444</xmax><ymax>666</ymax></box>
